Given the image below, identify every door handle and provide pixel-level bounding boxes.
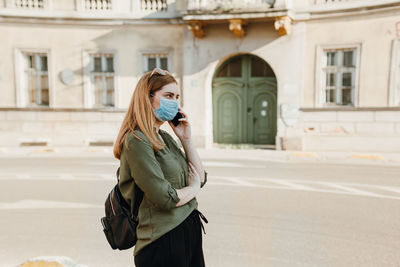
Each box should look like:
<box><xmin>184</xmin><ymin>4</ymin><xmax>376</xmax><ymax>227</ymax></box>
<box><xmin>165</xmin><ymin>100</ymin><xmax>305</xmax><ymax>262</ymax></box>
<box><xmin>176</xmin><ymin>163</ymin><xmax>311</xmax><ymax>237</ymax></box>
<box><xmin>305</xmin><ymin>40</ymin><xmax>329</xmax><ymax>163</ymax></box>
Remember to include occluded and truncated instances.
<box><xmin>247</xmin><ymin>107</ymin><xmax>252</xmax><ymax>113</ymax></box>
<box><xmin>253</xmin><ymin>117</ymin><xmax>257</xmax><ymax>124</ymax></box>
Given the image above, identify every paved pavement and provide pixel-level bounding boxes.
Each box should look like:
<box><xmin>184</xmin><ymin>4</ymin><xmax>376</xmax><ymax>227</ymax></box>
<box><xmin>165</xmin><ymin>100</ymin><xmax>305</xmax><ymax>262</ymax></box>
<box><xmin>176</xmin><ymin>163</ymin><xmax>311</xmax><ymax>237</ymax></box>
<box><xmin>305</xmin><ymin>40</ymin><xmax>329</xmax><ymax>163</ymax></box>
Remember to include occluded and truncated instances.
<box><xmin>1</xmin><ymin>152</ymin><xmax>400</xmax><ymax>266</ymax></box>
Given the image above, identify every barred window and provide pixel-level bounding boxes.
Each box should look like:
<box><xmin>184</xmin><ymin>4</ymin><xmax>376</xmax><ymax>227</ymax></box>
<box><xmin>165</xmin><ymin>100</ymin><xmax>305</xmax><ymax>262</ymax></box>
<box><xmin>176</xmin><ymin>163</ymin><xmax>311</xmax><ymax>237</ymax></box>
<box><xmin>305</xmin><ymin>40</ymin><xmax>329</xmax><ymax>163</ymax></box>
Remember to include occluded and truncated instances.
<box><xmin>90</xmin><ymin>53</ymin><xmax>115</xmax><ymax>107</ymax></box>
<box><xmin>143</xmin><ymin>53</ymin><xmax>169</xmax><ymax>73</ymax></box>
<box><xmin>22</xmin><ymin>53</ymin><xmax>49</xmax><ymax>107</ymax></box>
<box><xmin>322</xmin><ymin>48</ymin><xmax>356</xmax><ymax>106</ymax></box>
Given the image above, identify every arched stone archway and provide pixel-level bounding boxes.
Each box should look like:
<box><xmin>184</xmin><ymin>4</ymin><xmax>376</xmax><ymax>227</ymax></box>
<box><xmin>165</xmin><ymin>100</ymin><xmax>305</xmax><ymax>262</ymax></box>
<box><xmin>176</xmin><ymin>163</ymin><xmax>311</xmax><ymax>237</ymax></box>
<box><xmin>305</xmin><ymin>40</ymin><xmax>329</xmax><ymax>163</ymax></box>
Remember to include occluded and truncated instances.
<box><xmin>212</xmin><ymin>54</ymin><xmax>277</xmax><ymax>145</ymax></box>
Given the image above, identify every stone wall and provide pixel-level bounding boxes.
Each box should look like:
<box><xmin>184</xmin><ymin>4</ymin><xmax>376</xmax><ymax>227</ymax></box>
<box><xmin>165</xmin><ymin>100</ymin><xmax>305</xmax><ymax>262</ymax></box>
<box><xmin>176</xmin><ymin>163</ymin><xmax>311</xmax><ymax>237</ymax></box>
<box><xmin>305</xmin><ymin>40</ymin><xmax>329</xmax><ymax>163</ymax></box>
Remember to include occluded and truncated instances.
<box><xmin>0</xmin><ymin>109</ymin><xmax>124</xmax><ymax>147</ymax></box>
<box><xmin>300</xmin><ymin>109</ymin><xmax>400</xmax><ymax>152</ymax></box>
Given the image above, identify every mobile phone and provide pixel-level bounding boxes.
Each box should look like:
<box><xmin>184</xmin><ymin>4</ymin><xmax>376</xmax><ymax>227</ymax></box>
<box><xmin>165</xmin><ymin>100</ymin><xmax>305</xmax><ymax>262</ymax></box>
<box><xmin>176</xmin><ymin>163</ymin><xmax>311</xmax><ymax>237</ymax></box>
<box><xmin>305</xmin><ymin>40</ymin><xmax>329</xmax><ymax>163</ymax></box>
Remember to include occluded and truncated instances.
<box><xmin>170</xmin><ymin>112</ymin><xmax>183</xmax><ymax>126</ymax></box>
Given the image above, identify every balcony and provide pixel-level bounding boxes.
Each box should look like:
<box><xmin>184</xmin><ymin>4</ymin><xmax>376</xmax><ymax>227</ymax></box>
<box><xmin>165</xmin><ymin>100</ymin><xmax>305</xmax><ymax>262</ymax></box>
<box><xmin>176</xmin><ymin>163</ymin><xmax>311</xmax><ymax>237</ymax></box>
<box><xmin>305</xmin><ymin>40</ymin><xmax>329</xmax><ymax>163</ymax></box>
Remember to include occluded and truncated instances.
<box><xmin>300</xmin><ymin>0</ymin><xmax>400</xmax><ymax>17</ymax></box>
<box><xmin>0</xmin><ymin>0</ymin><xmax>181</xmax><ymax>20</ymax></box>
<box><xmin>181</xmin><ymin>0</ymin><xmax>290</xmax><ymax>22</ymax></box>
<box><xmin>180</xmin><ymin>0</ymin><xmax>292</xmax><ymax>39</ymax></box>
<box><xmin>186</xmin><ymin>0</ymin><xmax>277</xmax><ymax>13</ymax></box>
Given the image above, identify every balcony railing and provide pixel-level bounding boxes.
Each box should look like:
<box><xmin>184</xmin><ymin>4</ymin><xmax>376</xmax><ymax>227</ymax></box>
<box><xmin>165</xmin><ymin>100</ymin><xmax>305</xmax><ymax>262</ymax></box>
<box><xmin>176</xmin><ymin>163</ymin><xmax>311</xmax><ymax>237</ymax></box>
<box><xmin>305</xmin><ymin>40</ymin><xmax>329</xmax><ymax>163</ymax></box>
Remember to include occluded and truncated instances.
<box><xmin>187</xmin><ymin>0</ymin><xmax>275</xmax><ymax>12</ymax></box>
<box><xmin>13</xmin><ymin>0</ymin><xmax>46</xmax><ymax>9</ymax></box>
<box><xmin>141</xmin><ymin>0</ymin><xmax>168</xmax><ymax>11</ymax></box>
<box><xmin>85</xmin><ymin>0</ymin><xmax>112</xmax><ymax>10</ymax></box>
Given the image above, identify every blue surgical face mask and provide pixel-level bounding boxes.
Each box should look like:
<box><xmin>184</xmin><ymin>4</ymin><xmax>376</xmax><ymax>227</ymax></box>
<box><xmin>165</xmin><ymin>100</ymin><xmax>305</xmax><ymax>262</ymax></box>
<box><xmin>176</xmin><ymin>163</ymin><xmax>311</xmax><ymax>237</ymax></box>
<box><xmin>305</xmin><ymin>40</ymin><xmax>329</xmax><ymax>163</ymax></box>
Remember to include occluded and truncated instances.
<box><xmin>153</xmin><ymin>97</ymin><xmax>179</xmax><ymax>121</ymax></box>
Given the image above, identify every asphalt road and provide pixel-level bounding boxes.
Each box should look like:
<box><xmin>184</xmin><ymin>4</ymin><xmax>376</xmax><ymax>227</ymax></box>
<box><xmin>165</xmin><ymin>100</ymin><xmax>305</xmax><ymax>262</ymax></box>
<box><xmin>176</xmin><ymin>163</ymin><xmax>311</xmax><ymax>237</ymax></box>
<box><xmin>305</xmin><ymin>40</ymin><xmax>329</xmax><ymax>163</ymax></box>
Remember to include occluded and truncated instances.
<box><xmin>0</xmin><ymin>156</ymin><xmax>400</xmax><ymax>267</ymax></box>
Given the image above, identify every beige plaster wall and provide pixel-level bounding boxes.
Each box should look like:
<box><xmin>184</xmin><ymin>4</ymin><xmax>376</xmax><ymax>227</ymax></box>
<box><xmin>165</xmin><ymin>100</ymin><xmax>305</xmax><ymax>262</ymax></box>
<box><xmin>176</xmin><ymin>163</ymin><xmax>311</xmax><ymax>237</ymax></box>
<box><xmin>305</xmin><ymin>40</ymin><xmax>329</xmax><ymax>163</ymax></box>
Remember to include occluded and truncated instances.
<box><xmin>0</xmin><ymin>23</ymin><xmax>184</xmax><ymax>108</ymax></box>
<box><xmin>303</xmin><ymin>9</ymin><xmax>400</xmax><ymax>107</ymax></box>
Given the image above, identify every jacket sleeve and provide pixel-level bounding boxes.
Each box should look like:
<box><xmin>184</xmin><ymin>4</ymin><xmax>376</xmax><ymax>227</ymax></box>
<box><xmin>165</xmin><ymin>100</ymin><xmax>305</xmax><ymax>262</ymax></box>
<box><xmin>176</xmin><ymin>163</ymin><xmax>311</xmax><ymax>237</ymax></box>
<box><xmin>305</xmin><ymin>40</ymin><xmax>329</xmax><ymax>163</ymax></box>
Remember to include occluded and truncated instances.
<box><xmin>163</xmin><ymin>130</ymin><xmax>207</xmax><ymax>188</ymax></box>
<box><xmin>123</xmin><ymin>132</ymin><xmax>180</xmax><ymax>211</ymax></box>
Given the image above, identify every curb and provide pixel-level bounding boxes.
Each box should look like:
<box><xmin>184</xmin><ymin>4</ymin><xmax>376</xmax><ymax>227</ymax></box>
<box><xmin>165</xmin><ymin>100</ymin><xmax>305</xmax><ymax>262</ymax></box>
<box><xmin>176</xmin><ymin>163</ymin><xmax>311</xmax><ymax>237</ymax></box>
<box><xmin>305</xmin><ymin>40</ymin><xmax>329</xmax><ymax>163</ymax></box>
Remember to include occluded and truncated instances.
<box><xmin>1</xmin><ymin>146</ymin><xmax>400</xmax><ymax>166</ymax></box>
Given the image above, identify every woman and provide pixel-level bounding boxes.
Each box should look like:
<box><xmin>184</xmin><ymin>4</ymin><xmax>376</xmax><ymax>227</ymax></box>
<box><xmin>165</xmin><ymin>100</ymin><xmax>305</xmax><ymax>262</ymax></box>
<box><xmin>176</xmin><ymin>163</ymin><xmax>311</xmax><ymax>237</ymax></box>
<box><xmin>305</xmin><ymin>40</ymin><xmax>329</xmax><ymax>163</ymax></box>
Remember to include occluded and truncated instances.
<box><xmin>113</xmin><ymin>67</ymin><xmax>208</xmax><ymax>267</ymax></box>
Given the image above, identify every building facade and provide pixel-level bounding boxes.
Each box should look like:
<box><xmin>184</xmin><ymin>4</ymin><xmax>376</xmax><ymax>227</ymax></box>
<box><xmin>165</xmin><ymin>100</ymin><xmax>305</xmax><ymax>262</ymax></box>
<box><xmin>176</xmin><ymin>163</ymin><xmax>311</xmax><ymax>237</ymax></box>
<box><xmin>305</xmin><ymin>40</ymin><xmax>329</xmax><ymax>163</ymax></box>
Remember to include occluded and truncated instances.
<box><xmin>1</xmin><ymin>0</ymin><xmax>400</xmax><ymax>152</ymax></box>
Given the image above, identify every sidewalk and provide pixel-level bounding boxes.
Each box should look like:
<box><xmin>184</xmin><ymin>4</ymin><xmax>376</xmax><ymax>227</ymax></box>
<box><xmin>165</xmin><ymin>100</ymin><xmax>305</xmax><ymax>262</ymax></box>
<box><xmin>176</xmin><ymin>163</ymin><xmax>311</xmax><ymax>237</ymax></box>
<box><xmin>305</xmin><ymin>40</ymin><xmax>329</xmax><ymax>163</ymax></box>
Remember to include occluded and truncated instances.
<box><xmin>1</xmin><ymin>146</ymin><xmax>400</xmax><ymax>166</ymax></box>
<box><xmin>198</xmin><ymin>148</ymin><xmax>400</xmax><ymax>166</ymax></box>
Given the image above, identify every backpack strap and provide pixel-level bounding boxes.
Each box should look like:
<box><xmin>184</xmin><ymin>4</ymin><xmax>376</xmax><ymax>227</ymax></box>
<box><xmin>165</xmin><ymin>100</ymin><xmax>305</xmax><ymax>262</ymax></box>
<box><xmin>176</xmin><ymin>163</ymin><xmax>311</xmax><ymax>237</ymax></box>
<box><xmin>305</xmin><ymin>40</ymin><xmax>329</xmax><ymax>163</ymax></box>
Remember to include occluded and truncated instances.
<box><xmin>116</xmin><ymin>166</ymin><xmax>143</xmax><ymax>221</ymax></box>
<box><xmin>132</xmin><ymin>185</ymin><xmax>144</xmax><ymax>220</ymax></box>
<box><xmin>116</xmin><ymin>167</ymin><xmax>120</xmax><ymax>182</ymax></box>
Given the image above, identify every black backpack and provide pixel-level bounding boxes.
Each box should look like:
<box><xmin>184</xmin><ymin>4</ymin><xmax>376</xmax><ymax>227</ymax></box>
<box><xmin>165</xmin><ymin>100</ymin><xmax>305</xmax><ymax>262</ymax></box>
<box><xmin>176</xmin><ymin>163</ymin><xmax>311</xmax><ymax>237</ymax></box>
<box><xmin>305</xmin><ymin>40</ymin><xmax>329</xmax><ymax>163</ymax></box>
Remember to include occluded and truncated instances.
<box><xmin>101</xmin><ymin>167</ymin><xmax>144</xmax><ymax>250</ymax></box>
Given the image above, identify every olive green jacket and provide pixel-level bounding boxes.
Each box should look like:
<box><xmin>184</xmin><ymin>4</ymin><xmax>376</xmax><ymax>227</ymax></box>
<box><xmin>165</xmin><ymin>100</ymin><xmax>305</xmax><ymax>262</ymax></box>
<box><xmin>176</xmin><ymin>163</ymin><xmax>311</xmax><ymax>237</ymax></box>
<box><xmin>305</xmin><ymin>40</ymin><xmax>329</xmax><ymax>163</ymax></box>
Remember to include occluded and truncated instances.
<box><xmin>118</xmin><ymin>127</ymin><xmax>207</xmax><ymax>257</ymax></box>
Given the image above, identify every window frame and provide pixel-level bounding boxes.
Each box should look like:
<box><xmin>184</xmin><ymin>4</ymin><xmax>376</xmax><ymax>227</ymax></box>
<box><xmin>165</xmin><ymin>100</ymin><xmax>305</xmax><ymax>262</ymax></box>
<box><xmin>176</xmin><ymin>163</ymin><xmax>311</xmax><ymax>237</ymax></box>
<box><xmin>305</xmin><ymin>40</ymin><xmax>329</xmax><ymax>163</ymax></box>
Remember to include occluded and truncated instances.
<box><xmin>14</xmin><ymin>48</ymin><xmax>54</xmax><ymax>108</ymax></box>
<box><xmin>140</xmin><ymin>49</ymin><xmax>172</xmax><ymax>74</ymax></box>
<box><xmin>82</xmin><ymin>49</ymin><xmax>119</xmax><ymax>109</ymax></box>
<box><xmin>315</xmin><ymin>43</ymin><xmax>361</xmax><ymax>108</ymax></box>
<box><xmin>389</xmin><ymin>39</ymin><xmax>400</xmax><ymax>106</ymax></box>
<box><xmin>139</xmin><ymin>48</ymin><xmax>179</xmax><ymax>104</ymax></box>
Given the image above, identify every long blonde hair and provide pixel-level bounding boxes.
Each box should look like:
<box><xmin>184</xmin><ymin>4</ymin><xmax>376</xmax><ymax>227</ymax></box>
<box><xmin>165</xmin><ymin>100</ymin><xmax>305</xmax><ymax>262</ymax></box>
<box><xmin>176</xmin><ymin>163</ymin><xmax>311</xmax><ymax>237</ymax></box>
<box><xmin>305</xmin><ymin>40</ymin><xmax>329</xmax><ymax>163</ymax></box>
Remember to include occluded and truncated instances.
<box><xmin>113</xmin><ymin>71</ymin><xmax>178</xmax><ymax>160</ymax></box>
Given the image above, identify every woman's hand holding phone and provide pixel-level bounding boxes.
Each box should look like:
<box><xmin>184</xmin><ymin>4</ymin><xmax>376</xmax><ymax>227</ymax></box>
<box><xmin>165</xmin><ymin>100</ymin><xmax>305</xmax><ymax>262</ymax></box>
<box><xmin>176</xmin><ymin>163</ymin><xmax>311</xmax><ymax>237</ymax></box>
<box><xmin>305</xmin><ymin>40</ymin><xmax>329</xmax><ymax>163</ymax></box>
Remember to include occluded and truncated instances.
<box><xmin>168</xmin><ymin>108</ymin><xmax>191</xmax><ymax>141</ymax></box>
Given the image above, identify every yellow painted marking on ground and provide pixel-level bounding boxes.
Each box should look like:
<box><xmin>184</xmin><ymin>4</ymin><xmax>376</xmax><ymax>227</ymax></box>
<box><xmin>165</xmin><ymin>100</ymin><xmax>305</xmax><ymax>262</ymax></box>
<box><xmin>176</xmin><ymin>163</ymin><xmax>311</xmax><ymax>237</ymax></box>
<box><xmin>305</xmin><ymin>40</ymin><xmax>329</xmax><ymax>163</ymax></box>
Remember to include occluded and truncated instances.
<box><xmin>19</xmin><ymin>261</ymin><xmax>63</xmax><ymax>267</ymax></box>
<box><xmin>351</xmin><ymin>154</ymin><xmax>384</xmax><ymax>161</ymax></box>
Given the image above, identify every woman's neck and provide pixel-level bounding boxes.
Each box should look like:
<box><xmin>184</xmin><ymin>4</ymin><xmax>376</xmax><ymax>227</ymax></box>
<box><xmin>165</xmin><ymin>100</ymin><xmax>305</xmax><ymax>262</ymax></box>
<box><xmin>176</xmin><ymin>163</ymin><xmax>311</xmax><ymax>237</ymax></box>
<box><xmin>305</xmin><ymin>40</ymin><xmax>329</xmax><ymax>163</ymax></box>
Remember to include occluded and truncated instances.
<box><xmin>154</xmin><ymin>121</ymin><xmax>163</xmax><ymax>133</ymax></box>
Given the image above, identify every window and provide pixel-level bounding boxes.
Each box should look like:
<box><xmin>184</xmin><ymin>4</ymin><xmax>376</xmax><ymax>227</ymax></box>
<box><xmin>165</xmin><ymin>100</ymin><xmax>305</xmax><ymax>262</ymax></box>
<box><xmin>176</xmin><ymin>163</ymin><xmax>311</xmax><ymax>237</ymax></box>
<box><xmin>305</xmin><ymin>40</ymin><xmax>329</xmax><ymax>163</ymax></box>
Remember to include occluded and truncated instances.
<box><xmin>22</xmin><ymin>53</ymin><xmax>49</xmax><ymax>107</ymax></box>
<box><xmin>217</xmin><ymin>57</ymin><xmax>242</xmax><ymax>78</ymax></box>
<box><xmin>90</xmin><ymin>53</ymin><xmax>115</xmax><ymax>107</ymax></box>
<box><xmin>251</xmin><ymin>56</ymin><xmax>274</xmax><ymax>77</ymax></box>
<box><xmin>142</xmin><ymin>53</ymin><xmax>169</xmax><ymax>73</ymax></box>
<box><xmin>316</xmin><ymin>45</ymin><xmax>360</xmax><ymax>107</ymax></box>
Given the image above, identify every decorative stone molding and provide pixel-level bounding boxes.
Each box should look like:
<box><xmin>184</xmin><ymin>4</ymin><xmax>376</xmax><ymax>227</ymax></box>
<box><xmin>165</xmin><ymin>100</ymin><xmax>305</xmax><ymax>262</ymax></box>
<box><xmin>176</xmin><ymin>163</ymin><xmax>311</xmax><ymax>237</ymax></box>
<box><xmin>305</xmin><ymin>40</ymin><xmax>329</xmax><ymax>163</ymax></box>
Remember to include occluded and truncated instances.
<box><xmin>274</xmin><ymin>15</ymin><xmax>292</xmax><ymax>36</ymax></box>
<box><xmin>187</xmin><ymin>21</ymin><xmax>206</xmax><ymax>38</ymax></box>
<box><xmin>229</xmin><ymin>19</ymin><xmax>248</xmax><ymax>38</ymax></box>
<box><xmin>60</xmin><ymin>69</ymin><xmax>75</xmax><ymax>85</ymax></box>
<box><xmin>280</xmin><ymin>103</ymin><xmax>300</xmax><ymax>127</ymax></box>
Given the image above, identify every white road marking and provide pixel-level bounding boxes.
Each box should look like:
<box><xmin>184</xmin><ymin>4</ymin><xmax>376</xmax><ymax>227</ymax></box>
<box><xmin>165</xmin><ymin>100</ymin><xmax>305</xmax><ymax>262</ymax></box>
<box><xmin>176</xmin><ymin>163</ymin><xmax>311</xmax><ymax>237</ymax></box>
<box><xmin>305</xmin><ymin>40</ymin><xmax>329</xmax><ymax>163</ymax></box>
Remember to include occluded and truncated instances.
<box><xmin>375</xmin><ymin>186</ymin><xmax>400</xmax><ymax>194</ymax></box>
<box><xmin>218</xmin><ymin>177</ymin><xmax>255</xmax><ymax>186</ymax></box>
<box><xmin>203</xmin><ymin>161</ymin><xmax>266</xmax><ymax>168</ymax></box>
<box><xmin>266</xmin><ymin>179</ymin><xmax>315</xmax><ymax>190</ymax></box>
<box><xmin>0</xmin><ymin>199</ymin><xmax>103</xmax><ymax>210</ymax></box>
<box><xmin>317</xmin><ymin>182</ymin><xmax>384</xmax><ymax>197</ymax></box>
<box><xmin>86</xmin><ymin>162</ymin><xmax>119</xmax><ymax>166</ymax></box>
<box><xmin>15</xmin><ymin>173</ymin><xmax>31</xmax><ymax>179</ymax></box>
<box><xmin>58</xmin><ymin>174</ymin><xmax>76</xmax><ymax>180</ymax></box>
<box><xmin>208</xmin><ymin>176</ymin><xmax>400</xmax><ymax>201</ymax></box>
<box><xmin>207</xmin><ymin>182</ymin><xmax>291</xmax><ymax>190</ymax></box>
<box><xmin>2</xmin><ymin>171</ymin><xmax>400</xmax><ymax>201</ymax></box>
<box><xmin>0</xmin><ymin>173</ymin><xmax>116</xmax><ymax>180</ymax></box>
<box><xmin>97</xmin><ymin>174</ymin><xmax>114</xmax><ymax>180</ymax></box>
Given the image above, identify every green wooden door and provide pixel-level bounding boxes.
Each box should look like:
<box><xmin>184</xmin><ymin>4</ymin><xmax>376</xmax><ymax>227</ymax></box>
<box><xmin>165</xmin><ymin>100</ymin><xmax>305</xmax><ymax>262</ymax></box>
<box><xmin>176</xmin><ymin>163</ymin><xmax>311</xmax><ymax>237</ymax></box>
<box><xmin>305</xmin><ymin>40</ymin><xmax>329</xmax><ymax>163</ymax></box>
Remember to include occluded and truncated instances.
<box><xmin>212</xmin><ymin>54</ymin><xmax>277</xmax><ymax>144</ymax></box>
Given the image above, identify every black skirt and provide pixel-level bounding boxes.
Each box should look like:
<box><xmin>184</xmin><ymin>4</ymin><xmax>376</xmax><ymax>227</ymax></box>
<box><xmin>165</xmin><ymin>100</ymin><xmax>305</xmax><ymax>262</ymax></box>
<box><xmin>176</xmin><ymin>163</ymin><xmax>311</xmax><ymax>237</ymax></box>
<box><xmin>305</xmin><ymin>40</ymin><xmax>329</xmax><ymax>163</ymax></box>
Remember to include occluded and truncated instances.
<box><xmin>134</xmin><ymin>209</ymin><xmax>208</xmax><ymax>267</ymax></box>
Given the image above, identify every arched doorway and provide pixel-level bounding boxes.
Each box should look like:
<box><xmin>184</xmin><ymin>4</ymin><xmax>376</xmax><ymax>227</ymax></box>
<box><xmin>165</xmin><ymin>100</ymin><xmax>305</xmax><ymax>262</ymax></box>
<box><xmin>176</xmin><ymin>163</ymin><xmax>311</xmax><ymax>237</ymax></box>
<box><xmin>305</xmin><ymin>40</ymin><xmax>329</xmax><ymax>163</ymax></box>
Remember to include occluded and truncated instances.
<box><xmin>212</xmin><ymin>54</ymin><xmax>277</xmax><ymax>145</ymax></box>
